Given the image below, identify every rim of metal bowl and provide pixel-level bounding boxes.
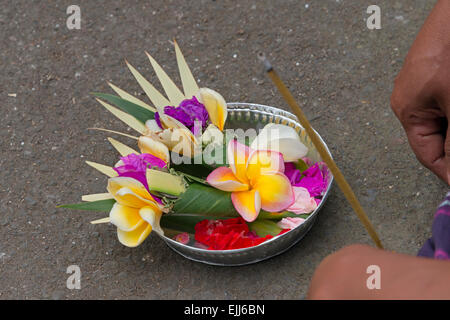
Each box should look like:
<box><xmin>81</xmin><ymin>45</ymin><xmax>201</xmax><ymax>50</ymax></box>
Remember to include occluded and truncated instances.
<box><xmin>158</xmin><ymin>102</ymin><xmax>334</xmax><ymax>265</ymax></box>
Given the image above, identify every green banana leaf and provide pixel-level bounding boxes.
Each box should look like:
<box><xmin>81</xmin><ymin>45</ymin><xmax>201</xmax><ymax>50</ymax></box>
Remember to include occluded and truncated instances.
<box><xmin>248</xmin><ymin>220</ymin><xmax>282</xmax><ymax>237</ymax></box>
<box><xmin>160</xmin><ymin>214</ymin><xmax>229</xmax><ymax>234</ymax></box>
<box><xmin>171</xmin><ymin>143</ymin><xmax>227</xmax><ymax>180</ymax></box>
<box><xmin>59</xmin><ymin>188</ymin><xmax>311</xmax><ymax>223</ymax></box>
<box><xmin>200</xmin><ymin>142</ymin><xmax>227</xmax><ymax>168</ymax></box>
<box><xmin>171</xmin><ymin>162</ymin><xmax>214</xmax><ymax>181</ymax></box>
<box><xmin>92</xmin><ymin>92</ymin><xmax>155</xmax><ymax>123</ymax></box>
<box><xmin>171</xmin><ymin>182</ymin><xmax>239</xmax><ymax>217</ymax></box>
<box><xmin>57</xmin><ymin>199</ymin><xmax>115</xmax><ymax>212</ymax></box>
<box><xmin>294</xmin><ymin>158</ymin><xmax>309</xmax><ymax>173</ymax></box>
<box><xmin>170</xmin><ymin>182</ymin><xmax>312</xmax><ymax>221</ymax></box>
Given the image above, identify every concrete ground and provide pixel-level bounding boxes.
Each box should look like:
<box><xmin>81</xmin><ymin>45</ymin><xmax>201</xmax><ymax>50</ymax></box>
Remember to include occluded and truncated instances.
<box><xmin>1</xmin><ymin>0</ymin><xmax>447</xmax><ymax>299</ymax></box>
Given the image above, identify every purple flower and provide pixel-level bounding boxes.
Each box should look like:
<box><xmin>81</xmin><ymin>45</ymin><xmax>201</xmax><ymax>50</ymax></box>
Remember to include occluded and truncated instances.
<box><xmin>284</xmin><ymin>162</ymin><xmax>302</xmax><ymax>185</ymax></box>
<box><xmin>284</xmin><ymin>161</ymin><xmax>329</xmax><ymax>197</ymax></box>
<box><xmin>154</xmin><ymin>112</ymin><xmax>163</xmax><ymax>129</ymax></box>
<box><xmin>154</xmin><ymin>96</ymin><xmax>209</xmax><ymax>135</ymax></box>
<box><xmin>113</xmin><ymin>153</ymin><xmax>166</xmax><ymax>203</ymax></box>
<box><xmin>296</xmin><ymin>163</ymin><xmax>329</xmax><ymax>197</ymax></box>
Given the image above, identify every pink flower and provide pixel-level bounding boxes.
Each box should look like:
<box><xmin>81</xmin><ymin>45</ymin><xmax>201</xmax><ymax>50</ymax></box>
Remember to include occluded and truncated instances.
<box><xmin>174</xmin><ymin>232</ymin><xmax>190</xmax><ymax>245</ymax></box>
<box><xmin>277</xmin><ymin>217</ymin><xmax>306</xmax><ymax>230</ymax></box>
<box><xmin>287</xmin><ymin>187</ymin><xmax>317</xmax><ymax>214</ymax></box>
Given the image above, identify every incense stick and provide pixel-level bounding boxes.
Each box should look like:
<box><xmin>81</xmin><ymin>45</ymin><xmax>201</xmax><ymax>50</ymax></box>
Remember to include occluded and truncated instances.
<box><xmin>259</xmin><ymin>53</ymin><xmax>383</xmax><ymax>249</ymax></box>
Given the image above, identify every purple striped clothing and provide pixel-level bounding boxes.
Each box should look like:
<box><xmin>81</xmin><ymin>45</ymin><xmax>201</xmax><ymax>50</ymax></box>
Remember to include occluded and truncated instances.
<box><xmin>418</xmin><ymin>191</ymin><xmax>450</xmax><ymax>260</ymax></box>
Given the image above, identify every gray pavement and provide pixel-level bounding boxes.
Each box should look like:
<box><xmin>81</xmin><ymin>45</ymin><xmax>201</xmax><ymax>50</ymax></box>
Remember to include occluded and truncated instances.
<box><xmin>0</xmin><ymin>0</ymin><xmax>447</xmax><ymax>299</ymax></box>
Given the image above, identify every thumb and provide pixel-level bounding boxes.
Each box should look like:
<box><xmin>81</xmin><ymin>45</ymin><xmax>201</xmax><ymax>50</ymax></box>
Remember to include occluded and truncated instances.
<box><xmin>404</xmin><ymin>119</ymin><xmax>447</xmax><ymax>183</ymax></box>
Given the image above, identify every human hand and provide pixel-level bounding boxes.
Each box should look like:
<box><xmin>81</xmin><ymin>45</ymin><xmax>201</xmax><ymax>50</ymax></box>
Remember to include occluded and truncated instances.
<box><xmin>391</xmin><ymin>0</ymin><xmax>450</xmax><ymax>184</ymax></box>
<box><xmin>308</xmin><ymin>244</ymin><xmax>450</xmax><ymax>299</ymax></box>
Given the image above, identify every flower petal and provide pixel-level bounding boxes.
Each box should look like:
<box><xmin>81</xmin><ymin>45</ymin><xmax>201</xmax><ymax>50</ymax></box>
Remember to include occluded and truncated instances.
<box><xmin>227</xmin><ymin>139</ymin><xmax>251</xmax><ymax>184</ymax></box>
<box><xmin>138</xmin><ymin>136</ymin><xmax>170</xmax><ymax>163</ymax></box>
<box><xmin>277</xmin><ymin>217</ymin><xmax>306</xmax><ymax>230</ymax></box>
<box><xmin>295</xmin><ymin>163</ymin><xmax>328</xmax><ymax>197</ymax></box>
<box><xmin>113</xmin><ymin>153</ymin><xmax>167</xmax><ymax>189</ymax></box>
<box><xmin>107</xmin><ymin>176</ymin><xmax>153</xmax><ymax>200</ymax></box>
<box><xmin>207</xmin><ymin>166</ymin><xmax>249</xmax><ymax>192</ymax></box>
<box><xmin>145</xmin><ymin>119</ymin><xmax>163</xmax><ymax>132</ymax></box>
<box><xmin>197</xmin><ymin>88</ymin><xmax>227</xmax><ymax>131</ymax></box>
<box><xmin>109</xmin><ymin>202</ymin><xmax>144</xmax><ymax>232</ymax></box>
<box><xmin>287</xmin><ymin>186</ymin><xmax>318</xmax><ymax>214</ymax></box>
<box><xmin>164</xmin><ymin>96</ymin><xmax>209</xmax><ymax>135</ymax></box>
<box><xmin>170</xmin><ymin>128</ymin><xmax>199</xmax><ymax>158</ymax></box>
<box><xmin>253</xmin><ymin>173</ymin><xmax>295</xmax><ymax>212</ymax></box>
<box><xmin>139</xmin><ymin>206</ymin><xmax>164</xmax><ymax>236</ymax></box>
<box><xmin>117</xmin><ymin>221</ymin><xmax>152</xmax><ymax>247</ymax></box>
<box><xmin>113</xmin><ymin>187</ymin><xmax>156</xmax><ymax>208</ymax></box>
<box><xmin>174</xmin><ymin>232</ymin><xmax>190</xmax><ymax>245</ymax></box>
<box><xmin>201</xmin><ymin>124</ymin><xmax>224</xmax><ymax>147</ymax></box>
<box><xmin>246</xmin><ymin>150</ymin><xmax>285</xmax><ymax>183</ymax></box>
<box><xmin>158</xmin><ymin>112</ymin><xmax>199</xmax><ymax>148</ymax></box>
<box><xmin>251</xmin><ymin>123</ymin><xmax>308</xmax><ymax>161</ymax></box>
<box><xmin>231</xmin><ymin>189</ymin><xmax>261</xmax><ymax>222</ymax></box>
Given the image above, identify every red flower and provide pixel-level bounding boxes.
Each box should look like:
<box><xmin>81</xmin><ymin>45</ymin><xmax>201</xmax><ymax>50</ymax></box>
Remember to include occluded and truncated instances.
<box><xmin>194</xmin><ymin>217</ymin><xmax>286</xmax><ymax>250</ymax></box>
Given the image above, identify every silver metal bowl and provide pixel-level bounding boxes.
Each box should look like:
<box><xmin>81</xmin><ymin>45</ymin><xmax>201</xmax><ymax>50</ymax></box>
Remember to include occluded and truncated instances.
<box><xmin>158</xmin><ymin>102</ymin><xmax>334</xmax><ymax>266</ymax></box>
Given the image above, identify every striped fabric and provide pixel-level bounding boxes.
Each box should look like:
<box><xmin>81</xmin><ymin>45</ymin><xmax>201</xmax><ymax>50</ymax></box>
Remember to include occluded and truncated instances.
<box><xmin>418</xmin><ymin>191</ymin><xmax>450</xmax><ymax>260</ymax></box>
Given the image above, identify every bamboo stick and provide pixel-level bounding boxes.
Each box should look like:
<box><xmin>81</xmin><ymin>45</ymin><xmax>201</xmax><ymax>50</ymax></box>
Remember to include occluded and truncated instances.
<box><xmin>259</xmin><ymin>53</ymin><xmax>383</xmax><ymax>249</ymax></box>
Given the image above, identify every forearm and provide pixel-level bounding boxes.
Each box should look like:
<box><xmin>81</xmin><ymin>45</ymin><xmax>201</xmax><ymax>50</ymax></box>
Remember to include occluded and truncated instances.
<box><xmin>410</xmin><ymin>0</ymin><xmax>450</xmax><ymax>53</ymax></box>
<box><xmin>308</xmin><ymin>245</ymin><xmax>450</xmax><ymax>299</ymax></box>
<box><xmin>400</xmin><ymin>0</ymin><xmax>450</xmax><ymax>86</ymax></box>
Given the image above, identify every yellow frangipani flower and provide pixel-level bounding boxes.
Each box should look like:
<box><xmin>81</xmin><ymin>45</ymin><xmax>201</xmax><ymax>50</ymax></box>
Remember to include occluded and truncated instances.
<box><xmin>206</xmin><ymin>139</ymin><xmax>295</xmax><ymax>222</ymax></box>
<box><xmin>107</xmin><ymin>177</ymin><xmax>164</xmax><ymax>247</ymax></box>
<box><xmin>197</xmin><ymin>88</ymin><xmax>227</xmax><ymax>131</ymax></box>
